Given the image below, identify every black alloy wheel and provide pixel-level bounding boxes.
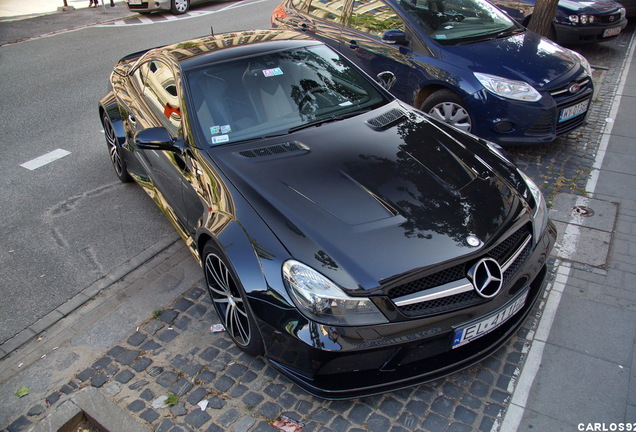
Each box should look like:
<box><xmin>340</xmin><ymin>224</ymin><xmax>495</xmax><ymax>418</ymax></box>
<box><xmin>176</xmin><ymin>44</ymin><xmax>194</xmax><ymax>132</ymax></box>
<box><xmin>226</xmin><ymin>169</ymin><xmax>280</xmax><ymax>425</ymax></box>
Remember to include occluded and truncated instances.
<box><xmin>203</xmin><ymin>243</ymin><xmax>264</xmax><ymax>356</ymax></box>
<box><xmin>103</xmin><ymin>113</ymin><xmax>133</xmax><ymax>183</ymax></box>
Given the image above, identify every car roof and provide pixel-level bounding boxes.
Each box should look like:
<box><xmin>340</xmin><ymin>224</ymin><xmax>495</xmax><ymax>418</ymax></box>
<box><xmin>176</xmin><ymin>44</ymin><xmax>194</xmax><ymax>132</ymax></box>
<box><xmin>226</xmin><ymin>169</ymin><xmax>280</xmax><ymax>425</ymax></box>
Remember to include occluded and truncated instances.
<box><xmin>146</xmin><ymin>29</ymin><xmax>322</xmax><ymax>70</ymax></box>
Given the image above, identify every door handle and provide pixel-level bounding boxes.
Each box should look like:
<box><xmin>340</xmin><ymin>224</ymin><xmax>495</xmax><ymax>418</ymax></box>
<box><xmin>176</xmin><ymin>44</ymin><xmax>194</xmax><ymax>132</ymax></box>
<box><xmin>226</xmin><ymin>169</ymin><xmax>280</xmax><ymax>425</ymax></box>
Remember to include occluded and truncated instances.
<box><xmin>128</xmin><ymin>114</ymin><xmax>137</xmax><ymax>125</ymax></box>
<box><xmin>348</xmin><ymin>40</ymin><xmax>359</xmax><ymax>50</ymax></box>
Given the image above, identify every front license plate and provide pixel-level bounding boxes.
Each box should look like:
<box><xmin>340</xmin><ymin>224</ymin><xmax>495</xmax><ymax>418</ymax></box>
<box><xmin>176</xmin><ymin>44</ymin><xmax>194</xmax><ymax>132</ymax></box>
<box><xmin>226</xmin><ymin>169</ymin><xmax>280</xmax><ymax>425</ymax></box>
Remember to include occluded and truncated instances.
<box><xmin>603</xmin><ymin>26</ymin><xmax>622</xmax><ymax>37</ymax></box>
<box><xmin>559</xmin><ymin>99</ymin><xmax>589</xmax><ymax>123</ymax></box>
<box><xmin>128</xmin><ymin>0</ymin><xmax>142</xmax><ymax>4</ymax></box>
<box><xmin>452</xmin><ymin>290</ymin><xmax>528</xmax><ymax>349</ymax></box>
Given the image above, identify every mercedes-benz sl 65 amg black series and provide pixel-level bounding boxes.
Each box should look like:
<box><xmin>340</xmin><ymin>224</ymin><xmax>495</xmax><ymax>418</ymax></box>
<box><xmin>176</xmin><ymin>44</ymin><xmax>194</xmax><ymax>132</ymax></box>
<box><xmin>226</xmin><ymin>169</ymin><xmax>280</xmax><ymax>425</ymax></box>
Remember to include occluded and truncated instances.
<box><xmin>99</xmin><ymin>29</ymin><xmax>556</xmax><ymax>399</ymax></box>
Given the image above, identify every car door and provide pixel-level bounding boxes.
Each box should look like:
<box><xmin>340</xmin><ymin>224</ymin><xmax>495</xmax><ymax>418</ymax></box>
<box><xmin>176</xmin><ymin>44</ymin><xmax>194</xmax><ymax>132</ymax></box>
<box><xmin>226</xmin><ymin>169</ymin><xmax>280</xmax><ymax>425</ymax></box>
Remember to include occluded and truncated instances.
<box><xmin>134</xmin><ymin>59</ymin><xmax>198</xmax><ymax>233</ymax></box>
<box><xmin>289</xmin><ymin>0</ymin><xmax>348</xmax><ymax>52</ymax></box>
<box><xmin>339</xmin><ymin>0</ymin><xmax>427</xmax><ymax>105</ymax></box>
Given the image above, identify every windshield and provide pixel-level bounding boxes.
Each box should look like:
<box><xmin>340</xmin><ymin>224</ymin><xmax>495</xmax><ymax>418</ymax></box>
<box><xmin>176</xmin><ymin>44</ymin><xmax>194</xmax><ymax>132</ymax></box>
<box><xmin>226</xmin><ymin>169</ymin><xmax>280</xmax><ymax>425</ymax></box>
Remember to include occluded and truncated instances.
<box><xmin>185</xmin><ymin>45</ymin><xmax>389</xmax><ymax>146</ymax></box>
<box><xmin>396</xmin><ymin>0</ymin><xmax>519</xmax><ymax>44</ymax></box>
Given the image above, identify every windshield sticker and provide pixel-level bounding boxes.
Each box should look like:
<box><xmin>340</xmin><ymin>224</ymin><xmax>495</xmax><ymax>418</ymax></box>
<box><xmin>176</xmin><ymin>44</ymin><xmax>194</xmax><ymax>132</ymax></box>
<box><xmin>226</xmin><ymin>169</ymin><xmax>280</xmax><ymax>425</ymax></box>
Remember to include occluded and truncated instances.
<box><xmin>212</xmin><ymin>135</ymin><xmax>229</xmax><ymax>144</ymax></box>
<box><xmin>263</xmin><ymin>67</ymin><xmax>284</xmax><ymax>77</ymax></box>
<box><xmin>210</xmin><ymin>125</ymin><xmax>232</xmax><ymax>135</ymax></box>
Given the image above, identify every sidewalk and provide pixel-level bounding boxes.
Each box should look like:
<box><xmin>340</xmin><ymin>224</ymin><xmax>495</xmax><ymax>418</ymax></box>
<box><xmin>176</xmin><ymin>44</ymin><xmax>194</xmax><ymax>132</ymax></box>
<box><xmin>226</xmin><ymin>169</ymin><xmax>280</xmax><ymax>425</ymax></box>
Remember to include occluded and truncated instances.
<box><xmin>502</xmin><ymin>33</ymin><xmax>636</xmax><ymax>430</ymax></box>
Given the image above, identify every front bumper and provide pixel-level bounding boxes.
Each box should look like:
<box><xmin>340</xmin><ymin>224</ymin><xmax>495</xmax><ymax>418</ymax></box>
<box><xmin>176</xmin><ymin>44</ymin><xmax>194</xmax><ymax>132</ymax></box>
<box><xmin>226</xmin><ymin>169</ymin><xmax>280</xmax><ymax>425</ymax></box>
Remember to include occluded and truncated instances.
<box><xmin>554</xmin><ymin>19</ymin><xmax>628</xmax><ymax>45</ymax></box>
<box><xmin>255</xmin><ymin>222</ymin><xmax>557</xmax><ymax>399</ymax></box>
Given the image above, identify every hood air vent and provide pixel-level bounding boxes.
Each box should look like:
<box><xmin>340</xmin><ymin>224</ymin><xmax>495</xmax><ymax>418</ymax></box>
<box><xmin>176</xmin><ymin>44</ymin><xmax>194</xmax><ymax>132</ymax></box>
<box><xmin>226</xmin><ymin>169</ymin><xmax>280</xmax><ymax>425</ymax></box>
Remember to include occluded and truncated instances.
<box><xmin>366</xmin><ymin>108</ymin><xmax>406</xmax><ymax>130</ymax></box>
<box><xmin>236</xmin><ymin>141</ymin><xmax>309</xmax><ymax>159</ymax></box>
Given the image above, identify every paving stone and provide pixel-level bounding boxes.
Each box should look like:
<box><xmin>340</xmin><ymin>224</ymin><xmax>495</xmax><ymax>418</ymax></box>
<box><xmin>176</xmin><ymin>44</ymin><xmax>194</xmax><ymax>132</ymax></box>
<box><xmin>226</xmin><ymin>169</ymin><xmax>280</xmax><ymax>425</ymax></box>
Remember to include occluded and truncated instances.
<box><xmin>348</xmin><ymin>403</ymin><xmax>372</xmax><ymax>425</ymax></box>
<box><xmin>158</xmin><ymin>309</ymin><xmax>178</xmax><ymax>323</ymax></box>
<box><xmin>396</xmin><ymin>411</ymin><xmax>419</xmax><ymax>429</ymax></box>
<box><xmin>229</xmin><ymin>384</ymin><xmax>248</xmax><ymax>398</ymax></box>
<box><xmin>454</xmin><ymin>405</ymin><xmax>478</xmax><ymax>425</ymax></box>
<box><xmin>127</xmin><ymin>331</ymin><xmax>147</xmax><ymax>346</ymax></box>
<box><xmin>182</xmin><ymin>361</ymin><xmax>203</xmax><ymax>376</ymax></box>
<box><xmin>92</xmin><ymin>356</ymin><xmax>112</xmax><ymax>371</ymax></box>
<box><xmin>258</xmin><ymin>401</ymin><xmax>283</xmax><ymax>419</ymax></box>
<box><xmin>367</xmin><ymin>413</ymin><xmax>391</xmax><ymax>432</ymax></box>
<box><xmin>188</xmin><ymin>303</ymin><xmax>208</xmax><ymax>319</ymax></box>
<box><xmin>171</xmin><ymin>377</ymin><xmax>193</xmax><ymax>396</ymax></box>
<box><xmin>127</xmin><ymin>399</ymin><xmax>146</xmax><ymax>413</ymax></box>
<box><xmin>115</xmin><ymin>348</ymin><xmax>140</xmax><ymax>365</ymax></box>
<box><xmin>174</xmin><ymin>298</ymin><xmax>194</xmax><ymax>312</ymax></box>
<box><xmin>158</xmin><ymin>329</ymin><xmax>178</xmax><ymax>343</ymax></box>
<box><xmin>106</xmin><ymin>345</ymin><xmax>125</xmax><ymax>357</ymax></box>
<box><xmin>170</xmin><ymin>354</ymin><xmax>188</xmax><ymax>369</ymax></box>
<box><xmin>157</xmin><ymin>418</ymin><xmax>176</xmax><ymax>432</ymax></box>
<box><xmin>140</xmin><ymin>388</ymin><xmax>154</xmax><ymax>401</ymax></box>
<box><xmin>330</xmin><ymin>415</ymin><xmax>351</xmax><ymax>431</ymax></box>
<box><xmin>423</xmin><ymin>413</ymin><xmax>449</xmax><ymax>430</ymax></box>
<box><xmin>431</xmin><ymin>396</ymin><xmax>454</xmax><ymax>417</ymax></box>
<box><xmin>214</xmin><ymin>375</ymin><xmax>235</xmax><ymax>392</ymax></box>
<box><xmin>104</xmin><ymin>363</ymin><xmax>120</xmax><ymax>376</ymax></box>
<box><xmin>208</xmin><ymin>395</ymin><xmax>227</xmax><ymax>409</ymax></box>
<box><xmin>379</xmin><ymin>397</ymin><xmax>402</xmax><ymax>417</ymax></box>
<box><xmin>263</xmin><ymin>383</ymin><xmax>285</xmax><ymax>398</ymax></box>
<box><xmin>157</xmin><ymin>370</ymin><xmax>179</xmax><ymax>388</ymax></box>
<box><xmin>199</xmin><ymin>346</ymin><xmax>220</xmax><ymax>362</ymax></box>
<box><xmin>140</xmin><ymin>408</ymin><xmax>160</xmax><ymax>423</ymax></box>
<box><xmin>448</xmin><ymin>422</ymin><xmax>474</xmax><ymax>432</ymax></box>
<box><xmin>172</xmin><ymin>315</ymin><xmax>191</xmax><ymax>331</ymax></box>
<box><xmin>196</xmin><ymin>369</ymin><xmax>216</xmax><ymax>383</ymax></box>
<box><xmin>129</xmin><ymin>379</ymin><xmax>149</xmax><ymax>390</ymax></box>
<box><xmin>243</xmin><ymin>391</ymin><xmax>265</xmax><ymax>407</ymax></box>
<box><xmin>218</xmin><ymin>408</ymin><xmax>241</xmax><ymax>427</ymax></box>
<box><xmin>132</xmin><ymin>357</ymin><xmax>152</xmax><ymax>372</ymax></box>
<box><xmin>144</xmin><ymin>320</ymin><xmax>165</xmax><ymax>335</ymax></box>
<box><xmin>170</xmin><ymin>402</ymin><xmax>187</xmax><ymax>417</ymax></box>
<box><xmin>226</xmin><ymin>362</ymin><xmax>248</xmax><ymax>378</ymax></box>
<box><xmin>76</xmin><ymin>367</ymin><xmax>95</xmax><ymax>382</ymax></box>
<box><xmin>140</xmin><ymin>339</ymin><xmax>162</xmax><ymax>351</ymax></box>
<box><xmin>310</xmin><ymin>407</ymin><xmax>333</xmax><ymax>423</ymax></box>
<box><xmin>6</xmin><ymin>415</ymin><xmax>31</xmax><ymax>432</ymax></box>
<box><xmin>27</xmin><ymin>405</ymin><xmax>45</xmax><ymax>416</ymax></box>
<box><xmin>91</xmin><ymin>373</ymin><xmax>108</xmax><ymax>388</ymax></box>
<box><xmin>115</xmin><ymin>369</ymin><xmax>135</xmax><ymax>383</ymax></box>
<box><xmin>252</xmin><ymin>420</ymin><xmax>278</xmax><ymax>432</ymax></box>
<box><xmin>187</xmin><ymin>387</ymin><xmax>208</xmax><ymax>405</ymax></box>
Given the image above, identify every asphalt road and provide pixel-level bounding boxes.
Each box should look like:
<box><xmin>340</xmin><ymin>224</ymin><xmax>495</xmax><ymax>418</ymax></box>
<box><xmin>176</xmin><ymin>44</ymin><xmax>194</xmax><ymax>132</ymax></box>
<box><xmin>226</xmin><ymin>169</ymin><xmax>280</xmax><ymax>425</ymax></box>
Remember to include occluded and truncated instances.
<box><xmin>0</xmin><ymin>0</ymin><xmax>279</xmax><ymax>349</ymax></box>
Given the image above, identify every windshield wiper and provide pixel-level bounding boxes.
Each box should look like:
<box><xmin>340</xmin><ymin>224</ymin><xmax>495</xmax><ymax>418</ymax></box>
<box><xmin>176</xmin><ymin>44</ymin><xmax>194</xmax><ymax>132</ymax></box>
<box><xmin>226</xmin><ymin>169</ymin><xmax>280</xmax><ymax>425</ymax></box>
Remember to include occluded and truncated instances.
<box><xmin>288</xmin><ymin>109</ymin><xmax>371</xmax><ymax>134</ymax></box>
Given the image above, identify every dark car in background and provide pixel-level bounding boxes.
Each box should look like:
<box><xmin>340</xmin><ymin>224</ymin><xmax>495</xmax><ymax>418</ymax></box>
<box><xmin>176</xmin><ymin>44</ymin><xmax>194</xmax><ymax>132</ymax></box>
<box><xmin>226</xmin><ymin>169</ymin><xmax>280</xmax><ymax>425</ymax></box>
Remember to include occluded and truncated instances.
<box><xmin>99</xmin><ymin>29</ymin><xmax>556</xmax><ymax>398</ymax></box>
<box><xmin>272</xmin><ymin>0</ymin><xmax>594</xmax><ymax>146</ymax></box>
<box><xmin>495</xmin><ymin>0</ymin><xmax>627</xmax><ymax>45</ymax></box>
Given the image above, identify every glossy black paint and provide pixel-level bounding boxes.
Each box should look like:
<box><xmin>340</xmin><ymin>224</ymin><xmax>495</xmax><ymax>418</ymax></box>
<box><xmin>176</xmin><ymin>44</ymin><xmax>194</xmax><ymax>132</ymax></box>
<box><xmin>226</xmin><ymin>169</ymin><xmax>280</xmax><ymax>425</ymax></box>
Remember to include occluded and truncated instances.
<box><xmin>99</xmin><ymin>29</ymin><xmax>556</xmax><ymax>398</ymax></box>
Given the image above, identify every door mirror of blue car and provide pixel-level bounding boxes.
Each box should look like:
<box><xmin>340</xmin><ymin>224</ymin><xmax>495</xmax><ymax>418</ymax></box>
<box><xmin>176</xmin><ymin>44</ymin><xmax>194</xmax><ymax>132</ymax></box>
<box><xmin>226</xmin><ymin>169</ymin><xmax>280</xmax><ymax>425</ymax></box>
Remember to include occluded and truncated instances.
<box><xmin>382</xmin><ymin>29</ymin><xmax>408</xmax><ymax>46</ymax></box>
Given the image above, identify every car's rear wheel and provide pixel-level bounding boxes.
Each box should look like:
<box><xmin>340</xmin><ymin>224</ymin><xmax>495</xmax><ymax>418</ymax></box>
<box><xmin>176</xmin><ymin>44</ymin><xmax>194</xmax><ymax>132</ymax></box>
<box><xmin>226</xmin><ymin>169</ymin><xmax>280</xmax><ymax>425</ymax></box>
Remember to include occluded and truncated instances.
<box><xmin>203</xmin><ymin>243</ymin><xmax>264</xmax><ymax>356</ymax></box>
<box><xmin>171</xmin><ymin>0</ymin><xmax>189</xmax><ymax>14</ymax></box>
<box><xmin>420</xmin><ymin>89</ymin><xmax>472</xmax><ymax>132</ymax></box>
<box><xmin>102</xmin><ymin>113</ymin><xmax>133</xmax><ymax>183</ymax></box>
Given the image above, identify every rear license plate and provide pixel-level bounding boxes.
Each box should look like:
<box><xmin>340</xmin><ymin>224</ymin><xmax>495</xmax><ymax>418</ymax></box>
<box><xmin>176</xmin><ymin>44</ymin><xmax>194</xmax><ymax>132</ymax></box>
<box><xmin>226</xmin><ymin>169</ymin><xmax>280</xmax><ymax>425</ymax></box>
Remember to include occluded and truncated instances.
<box><xmin>603</xmin><ymin>26</ymin><xmax>622</xmax><ymax>38</ymax></box>
<box><xmin>559</xmin><ymin>99</ymin><xmax>589</xmax><ymax>123</ymax></box>
<box><xmin>452</xmin><ymin>290</ymin><xmax>528</xmax><ymax>349</ymax></box>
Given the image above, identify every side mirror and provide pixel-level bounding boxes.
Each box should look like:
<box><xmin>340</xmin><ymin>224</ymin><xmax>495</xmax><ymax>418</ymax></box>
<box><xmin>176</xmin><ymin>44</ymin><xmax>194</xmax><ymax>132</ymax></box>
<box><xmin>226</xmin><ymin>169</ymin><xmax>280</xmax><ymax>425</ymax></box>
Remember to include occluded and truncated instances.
<box><xmin>377</xmin><ymin>71</ymin><xmax>397</xmax><ymax>90</ymax></box>
<box><xmin>135</xmin><ymin>127</ymin><xmax>184</xmax><ymax>152</ymax></box>
<box><xmin>382</xmin><ymin>29</ymin><xmax>408</xmax><ymax>46</ymax></box>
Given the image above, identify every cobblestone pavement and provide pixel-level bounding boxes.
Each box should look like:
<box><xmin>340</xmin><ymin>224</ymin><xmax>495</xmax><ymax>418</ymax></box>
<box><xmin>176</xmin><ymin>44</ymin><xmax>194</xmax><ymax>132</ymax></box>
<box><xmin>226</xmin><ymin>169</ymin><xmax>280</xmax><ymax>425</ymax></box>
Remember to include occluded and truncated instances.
<box><xmin>5</xmin><ymin>24</ymin><xmax>635</xmax><ymax>432</ymax></box>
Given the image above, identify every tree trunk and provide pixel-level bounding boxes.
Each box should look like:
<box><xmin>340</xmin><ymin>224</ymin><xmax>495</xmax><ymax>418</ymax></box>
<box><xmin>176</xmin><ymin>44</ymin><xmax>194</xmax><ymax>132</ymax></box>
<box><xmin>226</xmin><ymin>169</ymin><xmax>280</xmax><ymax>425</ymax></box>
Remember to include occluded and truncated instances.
<box><xmin>526</xmin><ymin>0</ymin><xmax>560</xmax><ymax>40</ymax></box>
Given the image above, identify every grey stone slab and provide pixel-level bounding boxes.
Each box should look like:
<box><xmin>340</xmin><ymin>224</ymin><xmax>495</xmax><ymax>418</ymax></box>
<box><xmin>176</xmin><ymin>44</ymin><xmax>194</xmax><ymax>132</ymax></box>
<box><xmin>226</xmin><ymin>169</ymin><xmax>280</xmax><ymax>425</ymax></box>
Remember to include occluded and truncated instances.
<box><xmin>517</xmin><ymin>407</ymin><xmax>576</xmax><ymax>431</ymax></box>
<box><xmin>610</xmin><ymin>95</ymin><xmax>636</xmax><ymax>137</ymax></box>
<box><xmin>551</xmin><ymin>220</ymin><xmax>612</xmax><ymax>267</ymax></box>
<box><xmin>549</xmin><ymin>194</ymin><xmax>617</xmax><ymax>232</ymax></box>
<box><xmin>548</xmin><ymin>292</ymin><xmax>636</xmax><ymax>365</ymax></box>
<box><xmin>603</xmin><ymin>134</ymin><xmax>636</xmax><ymax>155</ymax></box>
<box><xmin>523</xmin><ymin>344</ymin><xmax>628</xmax><ymax>425</ymax></box>
<box><xmin>595</xmin><ymin>170</ymin><xmax>636</xmax><ymax>201</ymax></box>
<box><xmin>602</xmin><ymin>151</ymin><xmax>636</xmax><ymax>176</ymax></box>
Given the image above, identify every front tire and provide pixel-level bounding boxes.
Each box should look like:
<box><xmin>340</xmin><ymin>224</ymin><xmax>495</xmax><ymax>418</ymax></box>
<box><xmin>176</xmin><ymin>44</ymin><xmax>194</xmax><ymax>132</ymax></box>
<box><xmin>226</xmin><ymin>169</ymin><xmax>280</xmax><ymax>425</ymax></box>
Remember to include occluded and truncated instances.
<box><xmin>102</xmin><ymin>112</ymin><xmax>133</xmax><ymax>183</ymax></box>
<box><xmin>171</xmin><ymin>0</ymin><xmax>189</xmax><ymax>14</ymax></box>
<box><xmin>203</xmin><ymin>243</ymin><xmax>264</xmax><ymax>356</ymax></box>
<box><xmin>420</xmin><ymin>89</ymin><xmax>472</xmax><ymax>132</ymax></box>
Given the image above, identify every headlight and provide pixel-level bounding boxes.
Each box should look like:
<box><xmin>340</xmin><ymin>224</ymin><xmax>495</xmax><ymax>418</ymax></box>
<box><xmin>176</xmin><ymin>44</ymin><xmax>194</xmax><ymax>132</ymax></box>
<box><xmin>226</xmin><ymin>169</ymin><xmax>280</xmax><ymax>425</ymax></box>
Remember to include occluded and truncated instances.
<box><xmin>520</xmin><ymin>171</ymin><xmax>548</xmax><ymax>236</ymax></box>
<box><xmin>282</xmin><ymin>260</ymin><xmax>388</xmax><ymax>326</ymax></box>
<box><xmin>569</xmin><ymin>49</ymin><xmax>592</xmax><ymax>77</ymax></box>
<box><xmin>474</xmin><ymin>72</ymin><xmax>542</xmax><ymax>102</ymax></box>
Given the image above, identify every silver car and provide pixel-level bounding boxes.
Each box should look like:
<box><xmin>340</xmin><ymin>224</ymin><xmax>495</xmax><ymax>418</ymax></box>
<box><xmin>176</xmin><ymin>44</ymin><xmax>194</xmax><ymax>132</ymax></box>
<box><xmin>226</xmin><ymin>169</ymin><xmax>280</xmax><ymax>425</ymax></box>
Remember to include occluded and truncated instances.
<box><xmin>126</xmin><ymin>0</ymin><xmax>210</xmax><ymax>14</ymax></box>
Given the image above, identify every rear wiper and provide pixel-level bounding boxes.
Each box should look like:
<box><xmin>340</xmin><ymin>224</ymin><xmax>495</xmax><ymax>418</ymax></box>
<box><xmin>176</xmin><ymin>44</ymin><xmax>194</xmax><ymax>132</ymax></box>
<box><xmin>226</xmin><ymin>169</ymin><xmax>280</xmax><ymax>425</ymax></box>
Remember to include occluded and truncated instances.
<box><xmin>288</xmin><ymin>109</ymin><xmax>370</xmax><ymax>133</ymax></box>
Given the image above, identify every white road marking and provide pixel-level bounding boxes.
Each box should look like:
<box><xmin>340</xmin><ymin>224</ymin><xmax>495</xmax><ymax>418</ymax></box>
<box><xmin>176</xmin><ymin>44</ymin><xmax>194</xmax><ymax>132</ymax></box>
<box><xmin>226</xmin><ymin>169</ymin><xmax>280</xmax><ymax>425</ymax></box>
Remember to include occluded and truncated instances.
<box><xmin>498</xmin><ymin>28</ymin><xmax>636</xmax><ymax>432</ymax></box>
<box><xmin>20</xmin><ymin>149</ymin><xmax>71</xmax><ymax>171</ymax></box>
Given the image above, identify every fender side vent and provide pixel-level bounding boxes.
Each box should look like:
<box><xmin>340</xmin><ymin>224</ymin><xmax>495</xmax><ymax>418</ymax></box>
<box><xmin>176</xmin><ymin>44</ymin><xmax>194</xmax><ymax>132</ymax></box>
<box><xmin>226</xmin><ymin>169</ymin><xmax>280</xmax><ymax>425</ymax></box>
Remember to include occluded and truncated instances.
<box><xmin>366</xmin><ymin>108</ymin><xmax>406</xmax><ymax>130</ymax></box>
<box><xmin>236</xmin><ymin>141</ymin><xmax>309</xmax><ymax>159</ymax></box>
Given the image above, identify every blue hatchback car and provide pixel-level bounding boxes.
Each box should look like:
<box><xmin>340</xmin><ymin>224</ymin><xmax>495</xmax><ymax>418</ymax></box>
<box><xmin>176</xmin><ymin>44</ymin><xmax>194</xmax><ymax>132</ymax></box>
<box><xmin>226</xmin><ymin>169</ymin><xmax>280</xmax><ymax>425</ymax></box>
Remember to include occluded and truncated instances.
<box><xmin>272</xmin><ymin>0</ymin><xmax>594</xmax><ymax>145</ymax></box>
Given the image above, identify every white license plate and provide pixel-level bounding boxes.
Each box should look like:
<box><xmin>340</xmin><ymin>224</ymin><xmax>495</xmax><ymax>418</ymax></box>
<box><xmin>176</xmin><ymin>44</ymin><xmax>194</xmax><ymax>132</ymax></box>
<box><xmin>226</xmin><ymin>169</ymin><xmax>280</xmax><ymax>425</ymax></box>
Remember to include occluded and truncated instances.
<box><xmin>603</xmin><ymin>27</ymin><xmax>622</xmax><ymax>38</ymax></box>
<box><xmin>559</xmin><ymin>99</ymin><xmax>589</xmax><ymax>123</ymax></box>
<box><xmin>128</xmin><ymin>0</ymin><xmax>142</xmax><ymax>4</ymax></box>
<box><xmin>452</xmin><ymin>290</ymin><xmax>528</xmax><ymax>349</ymax></box>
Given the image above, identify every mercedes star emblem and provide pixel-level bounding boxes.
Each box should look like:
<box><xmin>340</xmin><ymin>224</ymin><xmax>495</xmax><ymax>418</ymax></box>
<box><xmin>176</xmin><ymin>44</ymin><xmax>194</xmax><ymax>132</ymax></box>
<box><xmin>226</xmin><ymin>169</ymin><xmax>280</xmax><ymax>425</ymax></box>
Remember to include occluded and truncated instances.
<box><xmin>467</xmin><ymin>257</ymin><xmax>503</xmax><ymax>298</ymax></box>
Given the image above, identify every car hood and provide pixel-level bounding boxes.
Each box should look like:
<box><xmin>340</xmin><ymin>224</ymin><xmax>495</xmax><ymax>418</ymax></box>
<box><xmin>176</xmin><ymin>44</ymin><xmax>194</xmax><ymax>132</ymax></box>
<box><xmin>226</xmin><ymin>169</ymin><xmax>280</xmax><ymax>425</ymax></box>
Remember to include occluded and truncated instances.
<box><xmin>558</xmin><ymin>0</ymin><xmax>623</xmax><ymax>13</ymax></box>
<box><xmin>444</xmin><ymin>30</ymin><xmax>582</xmax><ymax>89</ymax></box>
<box><xmin>209</xmin><ymin>105</ymin><xmax>529</xmax><ymax>292</ymax></box>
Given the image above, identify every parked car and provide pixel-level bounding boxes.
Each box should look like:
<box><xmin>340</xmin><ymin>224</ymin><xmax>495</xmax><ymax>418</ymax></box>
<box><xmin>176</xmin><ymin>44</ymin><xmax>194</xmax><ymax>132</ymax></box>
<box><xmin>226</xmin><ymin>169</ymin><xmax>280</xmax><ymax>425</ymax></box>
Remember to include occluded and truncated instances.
<box><xmin>494</xmin><ymin>0</ymin><xmax>627</xmax><ymax>45</ymax></box>
<box><xmin>126</xmin><ymin>0</ymin><xmax>206</xmax><ymax>14</ymax></box>
<box><xmin>99</xmin><ymin>29</ymin><xmax>556</xmax><ymax>398</ymax></box>
<box><xmin>272</xmin><ymin>0</ymin><xmax>594</xmax><ymax>146</ymax></box>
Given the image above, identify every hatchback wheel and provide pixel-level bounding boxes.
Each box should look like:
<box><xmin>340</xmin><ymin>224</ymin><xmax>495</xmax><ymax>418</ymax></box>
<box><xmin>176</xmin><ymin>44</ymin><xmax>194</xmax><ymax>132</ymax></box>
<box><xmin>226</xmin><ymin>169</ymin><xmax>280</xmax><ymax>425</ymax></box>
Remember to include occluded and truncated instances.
<box><xmin>171</xmin><ymin>0</ymin><xmax>189</xmax><ymax>14</ymax></box>
<box><xmin>420</xmin><ymin>89</ymin><xmax>472</xmax><ymax>132</ymax></box>
<box><xmin>203</xmin><ymin>243</ymin><xmax>264</xmax><ymax>356</ymax></box>
<box><xmin>102</xmin><ymin>113</ymin><xmax>133</xmax><ymax>183</ymax></box>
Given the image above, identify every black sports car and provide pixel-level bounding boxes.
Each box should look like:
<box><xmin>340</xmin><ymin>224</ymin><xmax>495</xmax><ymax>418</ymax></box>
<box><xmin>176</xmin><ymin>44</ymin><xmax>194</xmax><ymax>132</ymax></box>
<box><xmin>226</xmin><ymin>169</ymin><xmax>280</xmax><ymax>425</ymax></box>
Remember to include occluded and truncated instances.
<box><xmin>99</xmin><ymin>29</ymin><xmax>556</xmax><ymax>399</ymax></box>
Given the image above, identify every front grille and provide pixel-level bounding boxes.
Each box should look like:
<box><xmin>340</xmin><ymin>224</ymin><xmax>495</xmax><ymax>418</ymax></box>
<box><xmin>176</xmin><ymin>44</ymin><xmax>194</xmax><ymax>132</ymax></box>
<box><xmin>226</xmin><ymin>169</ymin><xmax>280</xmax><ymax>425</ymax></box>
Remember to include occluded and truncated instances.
<box><xmin>526</xmin><ymin>111</ymin><xmax>553</xmax><ymax>136</ymax></box>
<box><xmin>389</xmin><ymin>224</ymin><xmax>532</xmax><ymax>318</ymax></box>
<box><xmin>598</xmin><ymin>13</ymin><xmax>622</xmax><ymax>24</ymax></box>
<box><xmin>128</xmin><ymin>2</ymin><xmax>149</xmax><ymax>8</ymax></box>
